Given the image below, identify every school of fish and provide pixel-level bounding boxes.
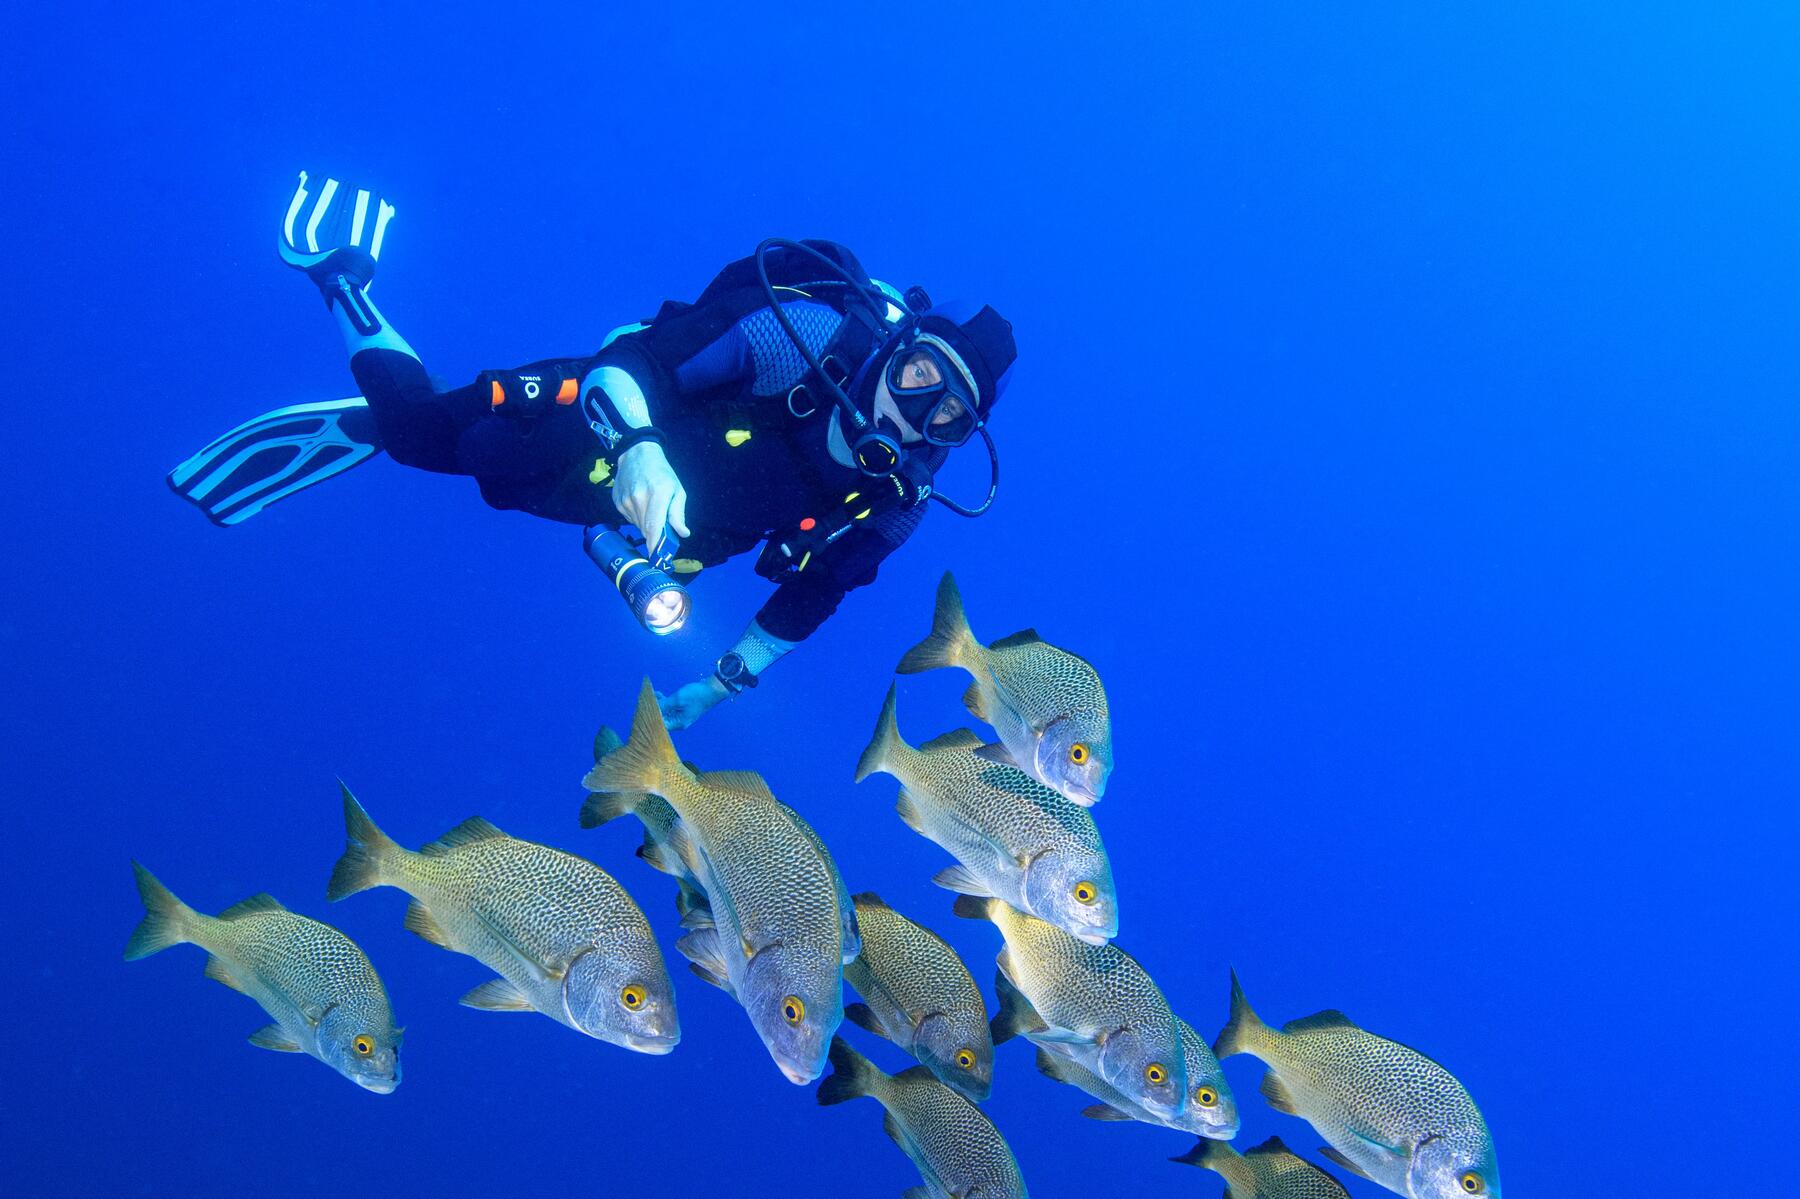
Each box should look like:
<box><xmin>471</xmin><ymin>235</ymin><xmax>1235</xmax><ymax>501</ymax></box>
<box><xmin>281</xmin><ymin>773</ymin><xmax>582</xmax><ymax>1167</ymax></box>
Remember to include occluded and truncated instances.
<box><xmin>126</xmin><ymin>570</ymin><xmax>1501</xmax><ymax>1198</ymax></box>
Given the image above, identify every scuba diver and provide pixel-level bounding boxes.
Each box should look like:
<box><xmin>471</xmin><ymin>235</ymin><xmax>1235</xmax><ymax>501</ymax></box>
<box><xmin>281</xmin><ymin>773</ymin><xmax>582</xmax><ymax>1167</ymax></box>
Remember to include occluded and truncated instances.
<box><xmin>170</xmin><ymin>173</ymin><xmax>1017</xmax><ymax>729</ymax></box>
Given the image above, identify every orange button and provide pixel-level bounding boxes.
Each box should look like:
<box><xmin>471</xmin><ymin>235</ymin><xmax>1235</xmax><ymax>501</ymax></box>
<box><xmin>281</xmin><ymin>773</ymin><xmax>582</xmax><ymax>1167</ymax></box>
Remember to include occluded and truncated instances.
<box><xmin>490</xmin><ymin>380</ymin><xmax>506</xmax><ymax>407</ymax></box>
<box><xmin>799</xmin><ymin>517</ymin><xmax>817</xmax><ymax>531</ymax></box>
<box><xmin>556</xmin><ymin>377</ymin><xmax>578</xmax><ymax>404</ymax></box>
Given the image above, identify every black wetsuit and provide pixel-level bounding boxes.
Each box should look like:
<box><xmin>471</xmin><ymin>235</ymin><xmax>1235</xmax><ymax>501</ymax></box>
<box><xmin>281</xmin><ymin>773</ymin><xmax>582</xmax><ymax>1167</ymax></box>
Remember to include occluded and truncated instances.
<box><xmin>349</xmin><ymin>248</ymin><xmax>926</xmax><ymax>643</ymax></box>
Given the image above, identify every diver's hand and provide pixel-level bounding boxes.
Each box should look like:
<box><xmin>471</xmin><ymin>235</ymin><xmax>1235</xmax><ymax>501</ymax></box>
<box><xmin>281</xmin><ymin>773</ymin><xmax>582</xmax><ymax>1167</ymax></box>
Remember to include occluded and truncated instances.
<box><xmin>614</xmin><ymin>442</ymin><xmax>691</xmax><ymax>553</ymax></box>
<box><xmin>658</xmin><ymin>677</ymin><xmax>730</xmax><ymax>731</ymax></box>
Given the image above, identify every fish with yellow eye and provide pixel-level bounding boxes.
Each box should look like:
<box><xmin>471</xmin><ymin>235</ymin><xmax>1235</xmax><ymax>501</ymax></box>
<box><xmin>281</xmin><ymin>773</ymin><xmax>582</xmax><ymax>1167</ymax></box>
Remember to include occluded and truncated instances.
<box><xmin>817</xmin><ymin>1037</ymin><xmax>1028</xmax><ymax>1198</ymax></box>
<box><xmin>1030</xmin><ymin>1017</ymin><xmax>1238</xmax><ymax>1140</ymax></box>
<box><xmin>583</xmin><ymin>681</ymin><xmax>846</xmax><ymax>1085</ymax></box>
<box><xmin>124</xmin><ymin>862</ymin><xmax>401</xmax><ymax>1093</ymax></box>
<box><xmin>955</xmin><ymin>895</ymin><xmax>1186</xmax><ymax>1122</ymax></box>
<box><xmin>897</xmin><ymin>571</ymin><xmax>1112</xmax><ymax>805</ymax></box>
<box><xmin>1214</xmin><ymin>971</ymin><xmax>1500</xmax><ymax>1199</ymax></box>
<box><xmin>842</xmin><ymin>892</ymin><xmax>994</xmax><ymax>1101</ymax></box>
<box><xmin>1172</xmin><ymin>1135</ymin><xmax>1352</xmax><ymax>1199</ymax></box>
<box><xmin>326</xmin><ymin>785</ymin><xmax>678</xmax><ymax>1054</ymax></box>
<box><xmin>856</xmin><ymin>685</ymin><xmax>1117</xmax><ymax>945</ymax></box>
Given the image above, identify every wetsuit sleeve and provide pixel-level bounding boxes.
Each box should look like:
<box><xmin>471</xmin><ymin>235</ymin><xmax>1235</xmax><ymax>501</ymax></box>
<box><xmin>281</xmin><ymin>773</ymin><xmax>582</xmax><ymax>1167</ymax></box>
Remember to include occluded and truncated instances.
<box><xmin>750</xmin><ymin>503</ymin><xmax>927</xmax><ymax>642</ymax></box>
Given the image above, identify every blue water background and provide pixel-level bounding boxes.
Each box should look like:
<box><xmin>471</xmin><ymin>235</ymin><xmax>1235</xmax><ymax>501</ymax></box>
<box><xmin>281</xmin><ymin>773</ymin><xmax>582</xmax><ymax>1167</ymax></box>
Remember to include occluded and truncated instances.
<box><xmin>7</xmin><ymin>3</ymin><xmax>1798</xmax><ymax>1194</ymax></box>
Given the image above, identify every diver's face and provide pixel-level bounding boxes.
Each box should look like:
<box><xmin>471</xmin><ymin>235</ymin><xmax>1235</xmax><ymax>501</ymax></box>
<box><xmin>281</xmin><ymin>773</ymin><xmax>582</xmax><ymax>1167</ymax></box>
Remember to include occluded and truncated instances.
<box><xmin>873</xmin><ymin>351</ymin><xmax>971</xmax><ymax>444</ymax></box>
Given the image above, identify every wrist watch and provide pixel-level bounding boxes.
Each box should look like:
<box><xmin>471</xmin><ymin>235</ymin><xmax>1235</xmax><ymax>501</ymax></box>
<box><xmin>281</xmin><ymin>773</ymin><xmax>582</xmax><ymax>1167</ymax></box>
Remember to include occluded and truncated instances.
<box><xmin>714</xmin><ymin>651</ymin><xmax>759</xmax><ymax>695</ymax></box>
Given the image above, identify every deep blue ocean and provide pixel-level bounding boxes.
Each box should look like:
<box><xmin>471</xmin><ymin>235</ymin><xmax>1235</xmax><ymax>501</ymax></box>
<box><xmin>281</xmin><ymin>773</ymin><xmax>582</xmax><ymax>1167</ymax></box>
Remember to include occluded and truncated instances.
<box><xmin>8</xmin><ymin>3</ymin><xmax>1797</xmax><ymax>1195</ymax></box>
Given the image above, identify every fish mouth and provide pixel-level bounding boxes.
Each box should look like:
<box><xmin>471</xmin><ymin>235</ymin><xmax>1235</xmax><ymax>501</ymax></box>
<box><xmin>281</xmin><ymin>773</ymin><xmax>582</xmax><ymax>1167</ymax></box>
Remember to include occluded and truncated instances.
<box><xmin>778</xmin><ymin>1062</ymin><xmax>820</xmax><ymax>1085</ymax></box>
<box><xmin>1071</xmin><ymin>928</ymin><xmax>1113</xmax><ymax>946</ymax></box>
<box><xmin>624</xmin><ymin>1033</ymin><xmax>680</xmax><ymax>1056</ymax></box>
<box><xmin>355</xmin><ymin>1075</ymin><xmax>400</xmax><ymax>1095</ymax></box>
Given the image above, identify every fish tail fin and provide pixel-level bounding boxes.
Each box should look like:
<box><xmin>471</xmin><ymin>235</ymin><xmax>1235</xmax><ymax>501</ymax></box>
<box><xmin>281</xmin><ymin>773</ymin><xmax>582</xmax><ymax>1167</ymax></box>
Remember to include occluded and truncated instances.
<box><xmin>816</xmin><ymin>1036</ymin><xmax>882</xmax><ymax>1106</ymax></box>
<box><xmin>854</xmin><ymin>683</ymin><xmax>910</xmax><ymax>782</ymax></box>
<box><xmin>582</xmin><ymin>680</ymin><xmax>681</xmax><ymax>798</ymax></box>
<box><xmin>124</xmin><ymin>861</ymin><xmax>198</xmax><ymax>959</ymax></box>
<box><xmin>327</xmin><ymin>781</ymin><xmax>403</xmax><ymax>900</ymax></box>
<box><xmin>1213</xmin><ymin>967</ymin><xmax>1270</xmax><ymax>1059</ymax></box>
<box><xmin>896</xmin><ymin>571</ymin><xmax>975</xmax><ymax>674</ymax></box>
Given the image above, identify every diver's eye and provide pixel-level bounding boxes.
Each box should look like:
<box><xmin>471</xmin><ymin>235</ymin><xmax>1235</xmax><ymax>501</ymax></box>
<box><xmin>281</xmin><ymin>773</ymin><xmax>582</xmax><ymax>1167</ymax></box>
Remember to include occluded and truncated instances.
<box><xmin>782</xmin><ymin>995</ymin><xmax>806</xmax><ymax>1025</ymax></box>
<box><xmin>1072</xmin><ymin>881</ymin><xmax>1098</xmax><ymax>905</ymax></box>
<box><xmin>352</xmin><ymin>1036</ymin><xmax>374</xmax><ymax>1057</ymax></box>
<box><xmin>1069</xmin><ymin>743</ymin><xmax>1089</xmax><ymax>765</ymax></box>
<box><xmin>1194</xmin><ymin>1086</ymin><xmax>1218</xmax><ymax>1107</ymax></box>
<box><xmin>1144</xmin><ymin>1062</ymin><xmax>1168</xmax><ymax>1086</ymax></box>
<box><xmin>955</xmin><ymin>1048</ymin><xmax>976</xmax><ymax>1070</ymax></box>
<box><xmin>620</xmin><ymin>985</ymin><xmax>646</xmax><ymax>1011</ymax></box>
<box><xmin>1459</xmin><ymin>1174</ymin><xmax>1484</xmax><ymax>1195</ymax></box>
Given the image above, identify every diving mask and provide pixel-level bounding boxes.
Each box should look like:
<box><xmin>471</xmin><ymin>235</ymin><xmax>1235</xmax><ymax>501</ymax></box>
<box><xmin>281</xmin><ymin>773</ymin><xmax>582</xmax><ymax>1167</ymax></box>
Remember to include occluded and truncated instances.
<box><xmin>886</xmin><ymin>335</ymin><xmax>981</xmax><ymax>447</ymax></box>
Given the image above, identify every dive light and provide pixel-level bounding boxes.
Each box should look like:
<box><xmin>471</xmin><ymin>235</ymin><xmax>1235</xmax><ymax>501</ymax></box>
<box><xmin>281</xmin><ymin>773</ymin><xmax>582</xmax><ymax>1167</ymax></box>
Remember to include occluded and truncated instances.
<box><xmin>584</xmin><ymin>525</ymin><xmax>691</xmax><ymax>635</ymax></box>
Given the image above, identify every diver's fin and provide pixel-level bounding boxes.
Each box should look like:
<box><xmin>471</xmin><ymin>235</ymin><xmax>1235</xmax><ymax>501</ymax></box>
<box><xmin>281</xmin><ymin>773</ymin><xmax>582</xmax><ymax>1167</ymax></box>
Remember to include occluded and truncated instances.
<box><xmin>279</xmin><ymin>170</ymin><xmax>394</xmax><ymax>279</ymax></box>
<box><xmin>168</xmin><ymin>397</ymin><xmax>381</xmax><ymax>526</ymax></box>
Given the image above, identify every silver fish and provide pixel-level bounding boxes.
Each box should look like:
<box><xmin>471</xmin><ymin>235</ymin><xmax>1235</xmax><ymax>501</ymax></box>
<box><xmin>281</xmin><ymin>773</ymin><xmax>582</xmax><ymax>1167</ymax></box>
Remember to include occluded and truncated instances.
<box><xmin>956</xmin><ymin>895</ymin><xmax>1185</xmax><ymax>1121</ymax></box>
<box><xmin>844</xmin><ymin>892</ymin><xmax>994</xmax><ymax>1101</ymax></box>
<box><xmin>856</xmin><ymin>684</ymin><xmax>1117</xmax><ymax>945</ymax></box>
<box><xmin>897</xmin><ymin>571</ymin><xmax>1112</xmax><ymax>804</ymax></box>
<box><xmin>583</xmin><ymin>680</ymin><xmax>845</xmax><ymax>1084</ymax></box>
<box><xmin>125</xmin><ymin>862</ymin><xmax>400</xmax><ymax>1093</ymax></box>
<box><xmin>817</xmin><ymin>1037</ymin><xmax>1028</xmax><ymax>1198</ymax></box>
<box><xmin>1032</xmin><ymin>1016</ymin><xmax>1237</xmax><ymax>1138</ymax></box>
<box><xmin>1172</xmin><ymin>1136</ymin><xmax>1352</xmax><ymax>1199</ymax></box>
<box><xmin>1214</xmin><ymin>972</ymin><xmax>1500</xmax><ymax>1199</ymax></box>
<box><xmin>327</xmin><ymin>785</ymin><xmax>677</xmax><ymax>1053</ymax></box>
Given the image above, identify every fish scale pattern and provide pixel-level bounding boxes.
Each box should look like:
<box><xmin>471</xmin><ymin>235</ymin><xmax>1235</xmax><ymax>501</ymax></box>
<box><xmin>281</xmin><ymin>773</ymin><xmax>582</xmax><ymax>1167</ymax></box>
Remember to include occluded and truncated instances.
<box><xmin>844</xmin><ymin>895</ymin><xmax>991</xmax><ymax>1093</ymax></box>
<box><xmin>404</xmin><ymin>834</ymin><xmax>658</xmax><ymax>969</ymax></box>
<box><xmin>862</xmin><ymin>1058</ymin><xmax>1027</xmax><ymax>1196</ymax></box>
<box><xmin>1265</xmin><ymin>1020</ymin><xmax>1487</xmax><ymax>1160</ymax></box>
<box><xmin>208</xmin><ymin>907</ymin><xmax>393</xmax><ymax>1034</ymax></box>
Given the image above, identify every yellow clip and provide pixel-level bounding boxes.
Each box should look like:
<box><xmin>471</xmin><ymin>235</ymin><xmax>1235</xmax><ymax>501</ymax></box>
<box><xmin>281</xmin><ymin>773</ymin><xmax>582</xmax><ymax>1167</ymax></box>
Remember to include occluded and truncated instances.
<box><xmin>798</xmin><ymin>550</ymin><xmax>812</xmax><ymax>572</ymax></box>
<box><xmin>589</xmin><ymin>459</ymin><xmax>613</xmax><ymax>485</ymax></box>
<box><xmin>724</xmin><ymin>429</ymin><xmax>752</xmax><ymax>447</ymax></box>
<box><xmin>843</xmin><ymin>491</ymin><xmax>861</xmax><ymax>504</ymax></box>
<box><xmin>854</xmin><ymin>508</ymin><xmax>872</xmax><ymax>520</ymax></box>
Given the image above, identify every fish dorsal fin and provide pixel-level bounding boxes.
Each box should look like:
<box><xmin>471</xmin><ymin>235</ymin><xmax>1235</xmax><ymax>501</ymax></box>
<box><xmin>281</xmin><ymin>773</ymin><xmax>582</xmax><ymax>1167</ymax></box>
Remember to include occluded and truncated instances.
<box><xmin>989</xmin><ymin>628</ymin><xmax>1043</xmax><ymax>650</ymax></box>
<box><xmin>219</xmin><ymin>893</ymin><xmax>285</xmax><ymax>920</ymax></box>
<box><xmin>1246</xmin><ymin>1135</ymin><xmax>1294</xmax><ymax>1158</ymax></box>
<box><xmin>921</xmin><ymin>728</ymin><xmax>986</xmax><ymax>752</ymax></box>
<box><xmin>849</xmin><ymin>891</ymin><xmax>889</xmax><ymax>911</ymax></box>
<box><xmin>421</xmin><ymin>816</ymin><xmax>507</xmax><ymax>855</ymax></box>
<box><xmin>699</xmin><ymin>769</ymin><xmax>775</xmax><ymax>799</ymax></box>
<box><xmin>1283</xmin><ymin>1009</ymin><xmax>1356</xmax><ymax>1034</ymax></box>
<box><xmin>1316</xmin><ymin>1146</ymin><xmax>1374</xmax><ymax>1181</ymax></box>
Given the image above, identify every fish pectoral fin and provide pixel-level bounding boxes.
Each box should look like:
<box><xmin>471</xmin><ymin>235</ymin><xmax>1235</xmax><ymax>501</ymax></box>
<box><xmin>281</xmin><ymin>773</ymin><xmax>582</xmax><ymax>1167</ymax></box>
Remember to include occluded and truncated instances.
<box><xmin>473</xmin><ymin>909</ymin><xmax>562</xmax><ymax>984</ymax></box>
<box><xmin>460</xmin><ymin>977</ymin><xmax>534</xmax><ymax>1012</ymax></box>
<box><xmin>930</xmin><ymin>864</ymin><xmax>995</xmax><ymax>897</ymax></box>
<box><xmin>972</xmin><ymin>742</ymin><xmax>1019</xmax><ymax>769</ymax></box>
<box><xmin>247</xmin><ymin>1023</ymin><xmax>302</xmax><ymax>1053</ymax></box>
<box><xmin>1317</xmin><ymin>1146</ymin><xmax>1376</xmax><ymax>1181</ymax></box>
<box><xmin>403</xmin><ymin>899</ymin><xmax>453</xmax><ymax>948</ymax></box>
<box><xmin>1081</xmin><ymin>1103</ymin><xmax>1134</xmax><ymax>1122</ymax></box>
<box><xmin>844</xmin><ymin>1002</ymin><xmax>889</xmax><ymax>1040</ymax></box>
<box><xmin>202</xmin><ymin>955</ymin><xmax>249</xmax><ymax>994</ymax></box>
<box><xmin>1031</xmin><ymin>1026</ymin><xmax>1098</xmax><ymax>1047</ymax></box>
<box><xmin>1259</xmin><ymin>1071</ymin><xmax>1301</xmax><ymax>1115</ymax></box>
<box><xmin>675</xmin><ymin>929</ymin><xmax>734</xmax><ymax>994</ymax></box>
<box><xmin>990</xmin><ymin>970</ymin><xmax>1052</xmax><ymax>1045</ymax></box>
<box><xmin>298</xmin><ymin>1000</ymin><xmax>337</xmax><ymax>1027</ymax></box>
